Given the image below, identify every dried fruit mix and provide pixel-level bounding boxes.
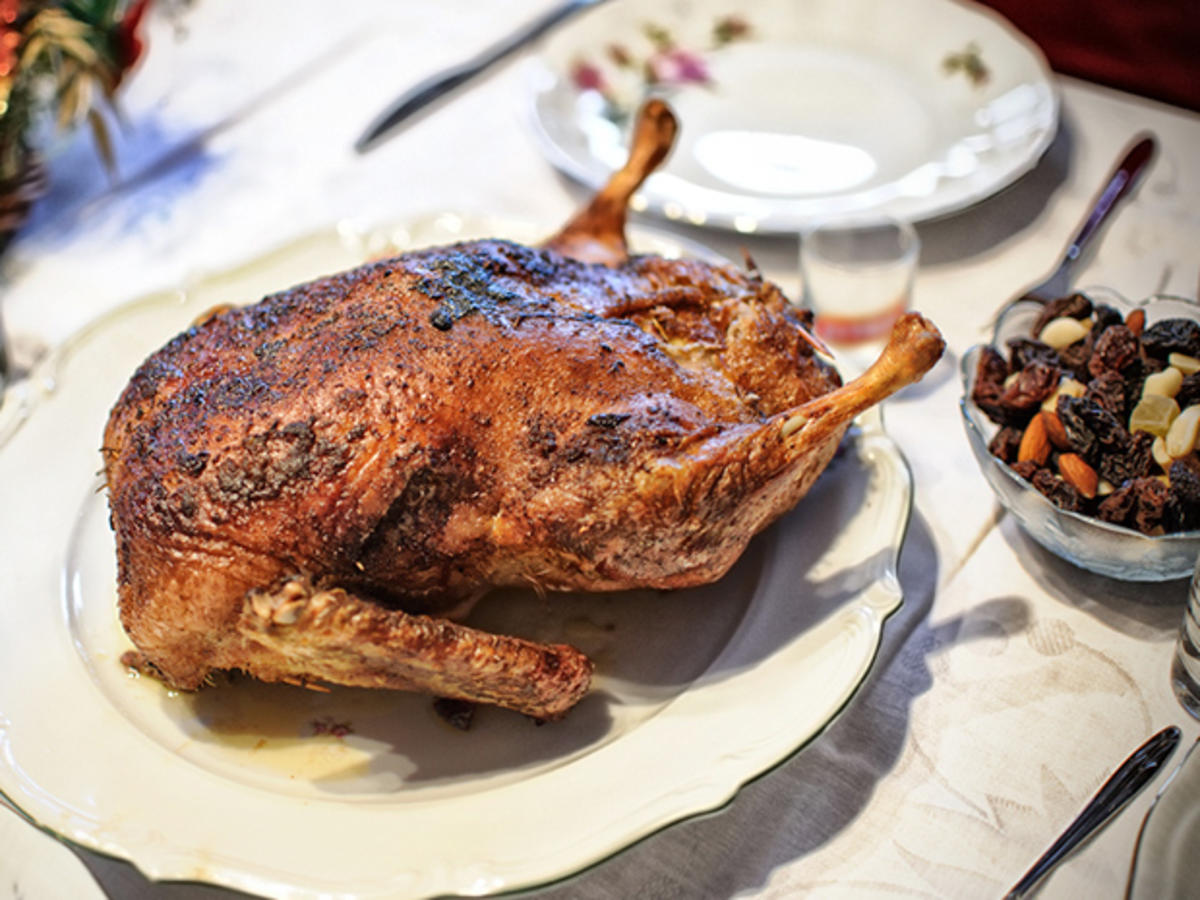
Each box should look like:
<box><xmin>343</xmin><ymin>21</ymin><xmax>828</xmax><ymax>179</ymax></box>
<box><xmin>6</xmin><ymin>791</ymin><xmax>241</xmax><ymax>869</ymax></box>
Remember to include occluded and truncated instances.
<box><xmin>972</xmin><ymin>292</ymin><xmax>1200</xmax><ymax>535</ymax></box>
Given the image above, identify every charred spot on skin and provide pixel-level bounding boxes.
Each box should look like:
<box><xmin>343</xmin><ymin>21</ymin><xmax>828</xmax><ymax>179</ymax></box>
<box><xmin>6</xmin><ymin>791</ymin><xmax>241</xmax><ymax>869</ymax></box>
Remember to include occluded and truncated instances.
<box><xmin>420</xmin><ymin>248</ymin><xmax>526</xmax><ymax>331</ymax></box>
<box><xmin>563</xmin><ymin>429</ymin><xmax>630</xmax><ymax>465</ymax></box>
<box><xmin>177</xmin><ymin>375</ymin><xmax>280</xmax><ymax>415</ymax></box>
<box><xmin>355</xmin><ymin>450</ymin><xmax>481</xmax><ymax>586</ymax></box>
<box><xmin>175</xmin><ymin>450</ymin><xmax>209</xmax><ymax>476</ymax></box>
<box><xmin>176</xmin><ymin>488</ymin><xmax>198</xmax><ymax>519</ymax></box>
<box><xmin>587</xmin><ymin>412</ymin><xmax>631</xmax><ymax>428</ymax></box>
<box><xmin>253</xmin><ymin>338</ymin><xmax>288</xmax><ymax>361</ymax></box>
<box><xmin>336</xmin><ymin>388</ymin><xmax>368</xmax><ymax>411</ymax></box>
<box><xmin>207</xmin><ymin>420</ymin><xmax>348</xmax><ymax>505</ymax></box>
<box><xmin>429</xmin><ymin>308</ymin><xmax>456</xmax><ymax>331</ymax></box>
<box><xmin>526</xmin><ymin>417</ymin><xmax>559</xmax><ymax>457</ymax></box>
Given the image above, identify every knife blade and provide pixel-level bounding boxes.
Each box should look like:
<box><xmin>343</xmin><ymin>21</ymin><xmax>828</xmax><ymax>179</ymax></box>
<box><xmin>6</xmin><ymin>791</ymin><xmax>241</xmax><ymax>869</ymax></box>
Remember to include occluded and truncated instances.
<box><xmin>355</xmin><ymin>0</ymin><xmax>609</xmax><ymax>153</ymax></box>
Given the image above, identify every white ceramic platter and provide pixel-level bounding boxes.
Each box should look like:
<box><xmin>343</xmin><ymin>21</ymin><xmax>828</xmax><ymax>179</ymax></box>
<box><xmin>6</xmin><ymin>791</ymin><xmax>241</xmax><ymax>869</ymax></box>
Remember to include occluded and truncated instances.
<box><xmin>0</xmin><ymin>217</ymin><xmax>913</xmax><ymax>899</ymax></box>
<box><xmin>526</xmin><ymin>0</ymin><xmax>1058</xmax><ymax>233</ymax></box>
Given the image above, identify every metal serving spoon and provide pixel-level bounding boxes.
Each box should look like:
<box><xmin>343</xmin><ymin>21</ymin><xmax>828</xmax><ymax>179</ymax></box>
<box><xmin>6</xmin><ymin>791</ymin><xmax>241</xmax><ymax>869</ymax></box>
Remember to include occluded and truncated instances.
<box><xmin>990</xmin><ymin>133</ymin><xmax>1156</xmax><ymax>329</ymax></box>
<box><xmin>1004</xmin><ymin>725</ymin><xmax>1181</xmax><ymax>899</ymax></box>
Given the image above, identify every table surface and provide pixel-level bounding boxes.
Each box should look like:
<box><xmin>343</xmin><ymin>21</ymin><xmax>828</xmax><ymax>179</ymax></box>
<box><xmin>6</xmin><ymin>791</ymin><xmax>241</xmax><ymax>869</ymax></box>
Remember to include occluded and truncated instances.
<box><xmin>2</xmin><ymin>2</ymin><xmax>1200</xmax><ymax>898</ymax></box>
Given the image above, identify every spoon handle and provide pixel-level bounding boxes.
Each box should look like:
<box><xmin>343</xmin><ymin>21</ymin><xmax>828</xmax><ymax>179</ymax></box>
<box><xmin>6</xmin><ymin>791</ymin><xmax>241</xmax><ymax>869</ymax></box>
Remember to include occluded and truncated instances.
<box><xmin>1004</xmin><ymin>725</ymin><xmax>1181</xmax><ymax>900</ymax></box>
<box><xmin>1061</xmin><ymin>134</ymin><xmax>1156</xmax><ymax>271</ymax></box>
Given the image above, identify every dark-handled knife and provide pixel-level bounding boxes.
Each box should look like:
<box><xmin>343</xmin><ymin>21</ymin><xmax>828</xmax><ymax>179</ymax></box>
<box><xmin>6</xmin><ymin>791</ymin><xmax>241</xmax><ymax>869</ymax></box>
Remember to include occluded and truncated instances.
<box><xmin>355</xmin><ymin>0</ymin><xmax>610</xmax><ymax>153</ymax></box>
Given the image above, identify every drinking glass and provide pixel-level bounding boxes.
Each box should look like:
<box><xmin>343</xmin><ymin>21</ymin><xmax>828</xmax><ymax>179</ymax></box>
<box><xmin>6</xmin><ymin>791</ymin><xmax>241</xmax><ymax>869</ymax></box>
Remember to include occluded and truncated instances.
<box><xmin>799</xmin><ymin>215</ymin><xmax>919</xmax><ymax>354</ymax></box>
<box><xmin>1172</xmin><ymin>553</ymin><xmax>1200</xmax><ymax>720</ymax></box>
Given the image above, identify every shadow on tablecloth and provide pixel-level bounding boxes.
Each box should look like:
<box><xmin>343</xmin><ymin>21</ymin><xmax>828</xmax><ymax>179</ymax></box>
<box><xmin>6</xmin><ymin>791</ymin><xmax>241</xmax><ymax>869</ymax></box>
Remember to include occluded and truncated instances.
<box><xmin>522</xmin><ymin>509</ymin><xmax>1026</xmax><ymax>900</ymax></box>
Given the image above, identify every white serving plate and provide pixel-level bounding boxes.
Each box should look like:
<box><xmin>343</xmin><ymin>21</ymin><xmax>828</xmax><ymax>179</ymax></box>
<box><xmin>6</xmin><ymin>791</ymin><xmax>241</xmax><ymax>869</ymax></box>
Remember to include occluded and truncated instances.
<box><xmin>0</xmin><ymin>216</ymin><xmax>913</xmax><ymax>898</ymax></box>
<box><xmin>526</xmin><ymin>0</ymin><xmax>1058</xmax><ymax>233</ymax></box>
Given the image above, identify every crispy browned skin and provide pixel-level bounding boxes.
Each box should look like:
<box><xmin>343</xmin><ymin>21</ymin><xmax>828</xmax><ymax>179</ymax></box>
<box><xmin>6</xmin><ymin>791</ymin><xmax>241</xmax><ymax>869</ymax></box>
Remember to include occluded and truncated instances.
<box><xmin>103</xmin><ymin>102</ymin><xmax>944</xmax><ymax>720</ymax></box>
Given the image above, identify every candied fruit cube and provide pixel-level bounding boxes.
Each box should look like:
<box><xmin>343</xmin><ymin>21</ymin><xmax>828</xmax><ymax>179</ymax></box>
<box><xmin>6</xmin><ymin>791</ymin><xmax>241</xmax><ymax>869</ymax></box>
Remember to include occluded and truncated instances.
<box><xmin>1129</xmin><ymin>394</ymin><xmax>1180</xmax><ymax>438</ymax></box>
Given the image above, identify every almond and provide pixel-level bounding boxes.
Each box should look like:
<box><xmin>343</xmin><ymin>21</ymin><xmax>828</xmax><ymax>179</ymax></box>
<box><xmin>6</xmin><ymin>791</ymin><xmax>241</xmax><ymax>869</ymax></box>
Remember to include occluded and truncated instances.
<box><xmin>1018</xmin><ymin>414</ymin><xmax>1051</xmax><ymax>465</ymax></box>
<box><xmin>1152</xmin><ymin>434</ymin><xmax>1172</xmax><ymax>470</ymax></box>
<box><xmin>1166</xmin><ymin>404</ymin><xmax>1200</xmax><ymax>458</ymax></box>
<box><xmin>1169</xmin><ymin>352</ymin><xmax>1200</xmax><ymax>376</ymax></box>
<box><xmin>1126</xmin><ymin>307</ymin><xmax>1146</xmax><ymax>337</ymax></box>
<box><xmin>1058</xmin><ymin>453</ymin><xmax>1098</xmax><ymax>498</ymax></box>
<box><xmin>1038</xmin><ymin>316</ymin><xmax>1090</xmax><ymax>349</ymax></box>
<box><xmin>1040</xmin><ymin>409</ymin><xmax>1071</xmax><ymax>450</ymax></box>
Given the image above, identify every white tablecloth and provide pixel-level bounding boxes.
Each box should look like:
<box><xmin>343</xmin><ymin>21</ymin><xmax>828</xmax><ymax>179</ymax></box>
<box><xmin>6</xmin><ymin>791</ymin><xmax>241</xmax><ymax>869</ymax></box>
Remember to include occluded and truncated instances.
<box><xmin>2</xmin><ymin>2</ymin><xmax>1199</xmax><ymax>897</ymax></box>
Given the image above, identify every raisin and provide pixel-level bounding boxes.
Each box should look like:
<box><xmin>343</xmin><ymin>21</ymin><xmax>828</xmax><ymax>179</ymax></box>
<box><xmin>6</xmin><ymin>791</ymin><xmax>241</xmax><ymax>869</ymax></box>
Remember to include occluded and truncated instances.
<box><xmin>1092</xmin><ymin>304</ymin><xmax>1125</xmax><ymax>332</ymax></box>
<box><xmin>1057</xmin><ymin>395</ymin><xmax>1130</xmax><ymax>466</ymax></box>
<box><xmin>1031</xmin><ymin>468</ymin><xmax>1086</xmax><ymax>513</ymax></box>
<box><xmin>1084</xmin><ymin>370</ymin><xmax>1129</xmax><ymax>417</ymax></box>
<box><xmin>1170</xmin><ymin>458</ymin><xmax>1200</xmax><ymax>506</ymax></box>
<box><xmin>1098</xmin><ymin>476</ymin><xmax>1169</xmax><ymax>534</ymax></box>
<box><xmin>1057</xmin><ymin>329</ymin><xmax>1098</xmax><ymax>381</ymax></box>
<box><xmin>1100</xmin><ymin>429</ymin><xmax>1154</xmax><ymax>485</ymax></box>
<box><xmin>1124</xmin><ymin>356</ymin><xmax>1164</xmax><ymax>405</ymax></box>
<box><xmin>1007</xmin><ymin>338</ymin><xmax>1059</xmax><ymax>372</ymax></box>
<box><xmin>972</xmin><ymin>346</ymin><xmax>1015</xmax><ymax>425</ymax></box>
<box><xmin>1178</xmin><ymin>373</ymin><xmax>1200</xmax><ymax>409</ymax></box>
<box><xmin>1130</xmin><ymin>477</ymin><xmax>1170</xmax><ymax>534</ymax></box>
<box><xmin>1166</xmin><ymin>457</ymin><xmax>1200</xmax><ymax>531</ymax></box>
<box><xmin>1165</xmin><ymin>496</ymin><xmax>1197</xmax><ymax>533</ymax></box>
<box><xmin>1174</xmin><ymin>453</ymin><xmax>1200</xmax><ymax>483</ymax></box>
<box><xmin>989</xmin><ymin>426</ymin><xmax>1023</xmax><ymax>463</ymax></box>
<box><xmin>999</xmin><ymin>361</ymin><xmax>1061</xmax><ymax>415</ymax></box>
<box><xmin>1141</xmin><ymin>318</ymin><xmax>1200</xmax><ymax>360</ymax></box>
<box><xmin>1097</xmin><ymin>481</ymin><xmax>1138</xmax><ymax>527</ymax></box>
<box><xmin>1032</xmin><ymin>293</ymin><xmax>1093</xmax><ymax>337</ymax></box>
<box><xmin>1088</xmin><ymin>324</ymin><xmax>1139</xmax><ymax>377</ymax></box>
<box><xmin>1010</xmin><ymin>459</ymin><xmax>1041</xmax><ymax>481</ymax></box>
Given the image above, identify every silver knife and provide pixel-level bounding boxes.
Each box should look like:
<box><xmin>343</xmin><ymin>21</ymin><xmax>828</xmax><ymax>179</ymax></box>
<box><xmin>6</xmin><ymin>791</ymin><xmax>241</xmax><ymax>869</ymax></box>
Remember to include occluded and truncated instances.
<box><xmin>355</xmin><ymin>0</ymin><xmax>610</xmax><ymax>153</ymax></box>
<box><xmin>1004</xmin><ymin>725</ymin><xmax>1182</xmax><ymax>899</ymax></box>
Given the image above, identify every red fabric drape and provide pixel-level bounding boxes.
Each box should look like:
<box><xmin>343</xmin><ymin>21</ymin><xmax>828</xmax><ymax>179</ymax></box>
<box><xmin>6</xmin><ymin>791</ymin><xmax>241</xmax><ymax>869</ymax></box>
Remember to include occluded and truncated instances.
<box><xmin>978</xmin><ymin>0</ymin><xmax>1200</xmax><ymax>112</ymax></box>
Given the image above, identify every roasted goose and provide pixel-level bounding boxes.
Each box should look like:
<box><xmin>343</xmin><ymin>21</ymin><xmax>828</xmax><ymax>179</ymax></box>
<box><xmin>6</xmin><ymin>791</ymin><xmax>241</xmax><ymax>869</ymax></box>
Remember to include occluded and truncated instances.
<box><xmin>104</xmin><ymin>101</ymin><xmax>944</xmax><ymax>721</ymax></box>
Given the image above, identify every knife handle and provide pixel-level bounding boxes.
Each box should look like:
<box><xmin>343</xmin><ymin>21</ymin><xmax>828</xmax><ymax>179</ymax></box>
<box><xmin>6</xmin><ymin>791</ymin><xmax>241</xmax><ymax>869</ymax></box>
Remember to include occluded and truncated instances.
<box><xmin>1004</xmin><ymin>725</ymin><xmax>1180</xmax><ymax>900</ymax></box>
<box><xmin>356</xmin><ymin>0</ymin><xmax>606</xmax><ymax>152</ymax></box>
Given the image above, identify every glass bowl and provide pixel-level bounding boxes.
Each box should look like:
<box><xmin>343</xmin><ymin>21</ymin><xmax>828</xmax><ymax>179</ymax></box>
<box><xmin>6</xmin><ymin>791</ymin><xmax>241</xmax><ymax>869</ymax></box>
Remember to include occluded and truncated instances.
<box><xmin>959</xmin><ymin>289</ymin><xmax>1200</xmax><ymax>581</ymax></box>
